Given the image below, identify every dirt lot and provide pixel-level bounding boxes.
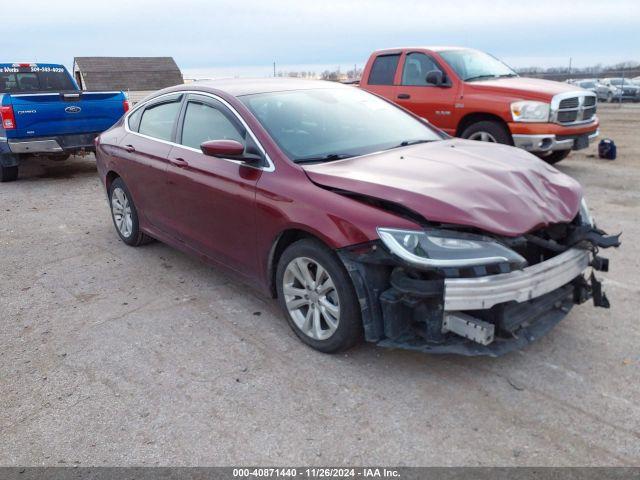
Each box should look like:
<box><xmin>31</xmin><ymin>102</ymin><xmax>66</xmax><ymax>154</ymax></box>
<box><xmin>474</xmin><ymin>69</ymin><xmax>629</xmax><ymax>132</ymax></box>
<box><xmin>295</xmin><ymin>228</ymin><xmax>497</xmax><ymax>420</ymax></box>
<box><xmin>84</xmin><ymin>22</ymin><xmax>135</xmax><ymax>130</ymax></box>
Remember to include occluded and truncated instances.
<box><xmin>1</xmin><ymin>103</ymin><xmax>638</xmax><ymax>466</ymax></box>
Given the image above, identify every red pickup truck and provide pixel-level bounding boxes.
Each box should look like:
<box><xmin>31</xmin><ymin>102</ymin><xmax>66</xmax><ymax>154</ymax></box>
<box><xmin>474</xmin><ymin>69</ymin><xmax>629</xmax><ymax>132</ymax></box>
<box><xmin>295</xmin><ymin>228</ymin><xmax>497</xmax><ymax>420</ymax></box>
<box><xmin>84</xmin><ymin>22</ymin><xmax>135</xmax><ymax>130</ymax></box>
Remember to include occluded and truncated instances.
<box><xmin>359</xmin><ymin>47</ymin><xmax>599</xmax><ymax>164</ymax></box>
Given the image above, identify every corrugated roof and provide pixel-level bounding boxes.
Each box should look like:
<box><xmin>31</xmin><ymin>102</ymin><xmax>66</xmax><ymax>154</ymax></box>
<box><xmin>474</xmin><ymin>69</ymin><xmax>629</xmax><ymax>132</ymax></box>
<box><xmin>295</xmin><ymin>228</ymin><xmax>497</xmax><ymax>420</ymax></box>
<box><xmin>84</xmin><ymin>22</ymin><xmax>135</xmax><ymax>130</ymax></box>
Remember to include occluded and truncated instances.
<box><xmin>73</xmin><ymin>57</ymin><xmax>183</xmax><ymax>91</ymax></box>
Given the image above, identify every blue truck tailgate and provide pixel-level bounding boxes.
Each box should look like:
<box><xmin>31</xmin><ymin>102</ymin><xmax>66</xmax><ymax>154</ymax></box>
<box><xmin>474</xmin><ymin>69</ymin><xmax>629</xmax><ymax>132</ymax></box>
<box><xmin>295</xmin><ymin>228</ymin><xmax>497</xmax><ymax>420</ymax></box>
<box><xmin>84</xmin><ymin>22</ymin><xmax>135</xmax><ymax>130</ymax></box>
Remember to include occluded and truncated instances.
<box><xmin>8</xmin><ymin>91</ymin><xmax>126</xmax><ymax>139</ymax></box>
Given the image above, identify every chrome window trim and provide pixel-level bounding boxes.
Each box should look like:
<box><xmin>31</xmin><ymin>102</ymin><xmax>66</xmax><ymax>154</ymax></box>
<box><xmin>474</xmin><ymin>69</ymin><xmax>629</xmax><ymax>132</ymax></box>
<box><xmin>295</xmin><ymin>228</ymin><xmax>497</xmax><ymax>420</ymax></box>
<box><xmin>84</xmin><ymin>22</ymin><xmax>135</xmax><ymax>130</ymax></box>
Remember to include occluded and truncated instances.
<box><xmin>123</xmin><ymin>90</ymin><xmax>275</xmax><ymax>172</ymax></box>
<box><xmin>550</xmin><ymin>90</ymin><xmax>598</xmax><ymax>126</ymax></box>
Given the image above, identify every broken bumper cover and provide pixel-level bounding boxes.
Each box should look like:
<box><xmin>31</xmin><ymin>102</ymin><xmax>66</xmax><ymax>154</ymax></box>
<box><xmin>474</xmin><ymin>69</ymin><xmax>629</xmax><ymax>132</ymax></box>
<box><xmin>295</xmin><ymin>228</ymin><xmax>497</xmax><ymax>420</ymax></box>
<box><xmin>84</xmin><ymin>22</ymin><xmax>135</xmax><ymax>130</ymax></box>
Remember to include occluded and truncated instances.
<box><xmin>340</xmin><ymin>237</ymin><xmax>616</xmax><ymax>357</ymax></box>
<box><xmin>444</xmin><ymin>248</ymin><xmax>589</xmax><ymax>311</ymax></box>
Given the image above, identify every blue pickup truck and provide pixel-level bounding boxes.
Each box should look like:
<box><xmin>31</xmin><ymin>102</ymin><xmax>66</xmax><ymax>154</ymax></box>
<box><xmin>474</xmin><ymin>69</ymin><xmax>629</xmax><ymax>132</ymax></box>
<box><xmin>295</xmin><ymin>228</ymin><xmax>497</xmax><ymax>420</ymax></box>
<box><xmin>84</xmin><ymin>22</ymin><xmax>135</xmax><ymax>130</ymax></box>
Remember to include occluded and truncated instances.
<box><xmin>1</xmin><ymin>62</ymin><xmax>129</xmax><ymax>182</ymax></box>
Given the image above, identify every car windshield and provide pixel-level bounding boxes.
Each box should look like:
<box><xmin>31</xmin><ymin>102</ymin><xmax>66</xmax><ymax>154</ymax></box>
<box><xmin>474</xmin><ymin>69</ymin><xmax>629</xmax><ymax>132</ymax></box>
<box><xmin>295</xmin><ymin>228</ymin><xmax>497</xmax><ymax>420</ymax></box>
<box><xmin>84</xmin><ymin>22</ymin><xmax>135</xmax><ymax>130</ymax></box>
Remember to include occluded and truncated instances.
<box><xmin>240</xmin><ymin>87</ymin><xmax>442</xmax><ymax>162</ymax></box>
<box><xmin>439</xmin><ymin>49</ymin><xmax>517</xmax><ymax>82</ymax></box>
<box><xmin>580</xmin><ymin>81</ymin><xmax>596</xmax><ymax>88</ymax></box>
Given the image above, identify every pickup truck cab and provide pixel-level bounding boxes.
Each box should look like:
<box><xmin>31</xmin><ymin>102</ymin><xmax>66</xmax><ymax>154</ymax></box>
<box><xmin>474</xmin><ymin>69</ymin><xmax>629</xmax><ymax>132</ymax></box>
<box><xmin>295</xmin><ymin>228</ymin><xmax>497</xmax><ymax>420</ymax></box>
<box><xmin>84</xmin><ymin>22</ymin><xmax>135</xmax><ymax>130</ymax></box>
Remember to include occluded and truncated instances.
<box><xmin>359</xmin><ymin>47</ymin><xmax>599</xmax><ymax>164</ymax></box>
<box><xmin>1</xmin><ymin>62</ymin><xmax>129</xmax><ymax>182</ymax></box>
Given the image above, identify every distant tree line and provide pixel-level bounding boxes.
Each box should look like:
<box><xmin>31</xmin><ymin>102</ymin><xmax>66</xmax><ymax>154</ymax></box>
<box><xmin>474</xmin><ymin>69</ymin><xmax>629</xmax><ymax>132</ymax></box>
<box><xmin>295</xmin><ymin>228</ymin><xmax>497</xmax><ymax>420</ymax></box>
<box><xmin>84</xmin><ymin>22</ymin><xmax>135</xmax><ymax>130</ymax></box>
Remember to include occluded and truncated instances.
<box><xmin>275</xmin><ymin>66</ymin><xmax>363</xmax><ymax>82</ymax></box>
<box><xmin>517</xmin><ymin>61</ymin><xmax>640</xmax><ymax>81</ymax></box>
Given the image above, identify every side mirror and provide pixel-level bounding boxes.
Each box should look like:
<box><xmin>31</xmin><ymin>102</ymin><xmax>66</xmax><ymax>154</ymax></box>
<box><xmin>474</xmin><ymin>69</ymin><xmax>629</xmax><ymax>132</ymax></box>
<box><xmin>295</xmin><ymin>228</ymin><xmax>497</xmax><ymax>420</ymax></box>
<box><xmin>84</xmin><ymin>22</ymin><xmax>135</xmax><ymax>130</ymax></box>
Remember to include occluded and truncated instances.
<box><xmin>425</xmin><ymin>70</ymin><xmax>446</xmax><ymax>86</ymax></box>
<box><xmin>201</xmin><ymin>139</ymin><xmax>245</xmax><ymax>157</ymax></box>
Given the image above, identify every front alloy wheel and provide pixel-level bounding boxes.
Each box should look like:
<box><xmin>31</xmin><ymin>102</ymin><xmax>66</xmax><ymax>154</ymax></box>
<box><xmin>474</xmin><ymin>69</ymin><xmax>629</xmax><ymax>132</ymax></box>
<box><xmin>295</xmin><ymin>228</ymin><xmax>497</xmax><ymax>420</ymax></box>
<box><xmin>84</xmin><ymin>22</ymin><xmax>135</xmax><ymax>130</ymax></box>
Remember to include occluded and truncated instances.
<box><xmin>276</xmin><ymin>239</ymin><xmax>362</xmax><ymax>353</ymax></box>
<box><xmin>283</xmin><ymin>257</ymin><xmax>340</xmax><ymax>341</ymax></box>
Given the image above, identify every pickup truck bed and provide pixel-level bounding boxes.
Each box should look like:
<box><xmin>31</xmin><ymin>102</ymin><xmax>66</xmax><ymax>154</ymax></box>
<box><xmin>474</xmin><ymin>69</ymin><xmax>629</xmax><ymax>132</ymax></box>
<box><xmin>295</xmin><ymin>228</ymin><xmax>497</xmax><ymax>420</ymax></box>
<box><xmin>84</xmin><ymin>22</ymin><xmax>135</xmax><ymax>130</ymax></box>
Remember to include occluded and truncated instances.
<box><xmin>1</xmin><ymin>63</ymin><xmax>129</xmax><ymax>182</ymax></box>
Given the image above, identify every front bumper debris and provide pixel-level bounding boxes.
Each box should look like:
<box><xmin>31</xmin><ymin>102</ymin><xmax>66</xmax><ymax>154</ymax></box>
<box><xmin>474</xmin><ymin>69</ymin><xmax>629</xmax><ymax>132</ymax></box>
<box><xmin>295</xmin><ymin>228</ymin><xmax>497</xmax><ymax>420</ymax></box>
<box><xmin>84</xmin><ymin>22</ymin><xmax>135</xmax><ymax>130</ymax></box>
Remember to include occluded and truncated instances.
<box><xmin>339</xmin><ymin>225</ymin><xmax>619</xmax><ymax>357</ymax></box>
<box><xmin>444</xmin><ymin>248</ymin><xmax>589</xmax><ymax>311</ymax></box>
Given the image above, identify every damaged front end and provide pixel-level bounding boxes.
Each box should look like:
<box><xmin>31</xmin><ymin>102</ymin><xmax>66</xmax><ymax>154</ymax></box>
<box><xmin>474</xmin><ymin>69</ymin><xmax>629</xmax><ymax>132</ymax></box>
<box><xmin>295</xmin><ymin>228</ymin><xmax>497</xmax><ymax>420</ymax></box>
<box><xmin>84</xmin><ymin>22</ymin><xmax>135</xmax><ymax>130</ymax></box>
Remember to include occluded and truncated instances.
<box><xmin>338</xmin><ymin>207</ymin><xmax>620</xmax><ymax>357</ymax></box>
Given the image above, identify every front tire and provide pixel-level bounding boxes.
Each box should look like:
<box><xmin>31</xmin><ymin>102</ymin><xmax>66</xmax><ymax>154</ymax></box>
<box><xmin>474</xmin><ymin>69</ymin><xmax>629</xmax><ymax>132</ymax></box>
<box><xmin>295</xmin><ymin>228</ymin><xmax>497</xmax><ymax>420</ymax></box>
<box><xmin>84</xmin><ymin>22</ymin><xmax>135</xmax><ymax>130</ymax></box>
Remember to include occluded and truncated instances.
<box><xmin>460</xmin><ymin>120</ymin><xmax>513</xmax><ymax>145</ymax></box>
<box><xmin>0</xmin><ymin>165</ymin><xmax>18</xmax><ymax>183</ymax></box>
<box><xmin>276</xmin><ymin>239</ymin><xmax>363</xmax><ymax>353</ymax></box>
<box><xmin>108</xmin><ymin>177</ymin><xmax>153</xmax><ymax>246</ymax></box>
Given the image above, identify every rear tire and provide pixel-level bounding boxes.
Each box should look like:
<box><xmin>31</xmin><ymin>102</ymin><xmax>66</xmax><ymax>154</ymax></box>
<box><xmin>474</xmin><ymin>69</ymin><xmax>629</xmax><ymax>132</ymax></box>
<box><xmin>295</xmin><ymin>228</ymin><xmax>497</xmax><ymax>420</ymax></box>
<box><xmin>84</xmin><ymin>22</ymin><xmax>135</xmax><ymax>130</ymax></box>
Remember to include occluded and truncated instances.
<box><xmin>276</xmin><ymin>239</ymin><xmax>363</xmax><ymax>353</ymax></box>
<box><xmin>460</xmin><ymin>120</ymin><xmax>513</xmax><ymax>145</ymax></box>
<box><xmin>538</xmin><ymin>150</ymin><xmax>571</xmax><ymax>165</ymax></box>
<box><xmin>0</xmin><ymin>165</ymin><xmax>18</xmax><ymax>183</ymax></box>
<box><xmin>108</xmin><ymin>177</ymin><xmax>153</xmax><ymax>246</ymax></box>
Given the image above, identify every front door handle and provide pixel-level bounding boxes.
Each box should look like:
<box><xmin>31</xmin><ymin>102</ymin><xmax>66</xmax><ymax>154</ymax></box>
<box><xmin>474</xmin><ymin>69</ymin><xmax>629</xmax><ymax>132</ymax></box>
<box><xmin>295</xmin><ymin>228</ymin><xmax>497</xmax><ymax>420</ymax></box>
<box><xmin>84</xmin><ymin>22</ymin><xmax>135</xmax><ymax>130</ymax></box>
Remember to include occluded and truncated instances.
<box><xmin>397</xmin><ymin>93</ymin><xmax>411</xmax><ymax>99</ymax></box>
<box><xmin>169</xmin><ymin>157</ymin><xmax>189</xmax><ymax>168</ymax></box>
<box><xmin>124</xmin><ymin>144</ymin><xmax>135</xmax><ymax>153</ymax></box>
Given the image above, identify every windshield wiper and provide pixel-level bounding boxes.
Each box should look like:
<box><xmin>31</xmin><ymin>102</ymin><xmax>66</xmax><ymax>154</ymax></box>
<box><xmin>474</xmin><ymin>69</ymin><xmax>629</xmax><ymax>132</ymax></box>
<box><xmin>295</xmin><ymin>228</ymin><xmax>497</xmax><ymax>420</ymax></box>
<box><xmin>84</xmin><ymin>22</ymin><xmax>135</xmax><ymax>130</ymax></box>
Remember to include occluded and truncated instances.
<box><xmin>464</xmin><ymin>74</ymin><xmax>499</xmax><ymax>82</ymax></box>
<box><xmin>386</xmin><ymin>139</ymin><xmax>435</xmax><ymax>150</ymax></box>
<box><xmin>294</xmin><ymin>153</ymin><xmax>354</xmax><ymax>164</ymax></box>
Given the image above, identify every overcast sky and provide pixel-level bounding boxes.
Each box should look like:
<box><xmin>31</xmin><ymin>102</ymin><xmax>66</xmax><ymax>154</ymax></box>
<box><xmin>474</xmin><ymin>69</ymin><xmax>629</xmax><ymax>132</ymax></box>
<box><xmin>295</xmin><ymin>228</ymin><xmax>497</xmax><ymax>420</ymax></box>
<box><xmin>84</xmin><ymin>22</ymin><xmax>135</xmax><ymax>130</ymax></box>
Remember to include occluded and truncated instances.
<box><xmin>7</xmin><ymin>0</ymin><xmax>640</xmax><ymax>77</ymax></box>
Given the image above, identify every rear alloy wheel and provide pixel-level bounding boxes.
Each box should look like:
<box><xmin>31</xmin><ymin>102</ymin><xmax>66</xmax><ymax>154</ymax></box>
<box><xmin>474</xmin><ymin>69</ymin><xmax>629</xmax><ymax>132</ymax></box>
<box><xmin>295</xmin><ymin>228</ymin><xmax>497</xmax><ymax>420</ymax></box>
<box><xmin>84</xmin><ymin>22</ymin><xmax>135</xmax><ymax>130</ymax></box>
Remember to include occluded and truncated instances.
<box><xmin>108</xmin><ymin>177</ymin><xmax>153</xmax><ymax>246</ymax></box>
<box><xmin>461</xmin><ymin>120</ymin><xmax>513</xmax><ymax>145</ymax></box>
<box><xmin>276</xmin><ymin>239</ymin><xmax>362</xmax><ymax>353</ymax></box>
<box><xmin>0</xmin><ymin>165</ymin><xmax>18</xmax><ymax>183</ymax></box>
<box><xmin>538</xmin><ymin>149</ymin><xmax>571</xmax><ymax>165</ymax></box>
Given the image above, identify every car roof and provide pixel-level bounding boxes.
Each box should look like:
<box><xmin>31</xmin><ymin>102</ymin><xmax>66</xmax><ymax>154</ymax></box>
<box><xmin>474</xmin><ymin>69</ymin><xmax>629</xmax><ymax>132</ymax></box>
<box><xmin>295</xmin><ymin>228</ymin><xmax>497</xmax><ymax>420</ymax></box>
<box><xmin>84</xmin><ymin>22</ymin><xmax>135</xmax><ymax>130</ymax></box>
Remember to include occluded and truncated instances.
<box><xmin>183</xmin><ymin>78</ymin><xmax>351</xmax><ymax>97</ymax></box>
<box><xmin>370</xmin><ymin>46</ymin><xmax>472</xmax><ymax>55</ymax></box>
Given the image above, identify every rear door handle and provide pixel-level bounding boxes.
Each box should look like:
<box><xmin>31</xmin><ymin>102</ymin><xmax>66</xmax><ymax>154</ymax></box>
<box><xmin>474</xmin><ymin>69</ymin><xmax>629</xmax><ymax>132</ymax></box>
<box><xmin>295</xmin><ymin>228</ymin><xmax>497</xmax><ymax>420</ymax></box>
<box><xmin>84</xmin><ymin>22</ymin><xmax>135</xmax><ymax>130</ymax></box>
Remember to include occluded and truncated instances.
<box><xmin>124</xmin><ymin>144</ymin><xmax>135</xmax><ymax>153</ymax></box>
<box><xmin>397</xmin><ymin>93</ymin><xmax>411</xmax><ymax>99</ymax></box>
<box><xmin>169</xmin><ymin>157</ymin><xmax>189</xmax><ymax>168</ymax></box>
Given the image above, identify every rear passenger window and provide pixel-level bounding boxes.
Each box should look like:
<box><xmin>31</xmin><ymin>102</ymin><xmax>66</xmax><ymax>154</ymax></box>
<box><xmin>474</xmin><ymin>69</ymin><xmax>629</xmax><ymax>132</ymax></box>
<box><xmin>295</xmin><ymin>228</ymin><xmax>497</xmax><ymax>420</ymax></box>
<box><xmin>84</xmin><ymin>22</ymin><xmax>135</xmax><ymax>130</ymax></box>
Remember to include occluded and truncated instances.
<box><xmin>138</xmin><ymin>101</ymin><xmax>181</xmax><ymax>141</ymax></box>
<box><xmin>180</xmin><ymin>101</ymin><xmax>245</xmax><ymax>150</ymax></box>
<box><xmin>368</xmin><ymin>54</ymin><xmax>400</xmax><ymax>85</ymax></box>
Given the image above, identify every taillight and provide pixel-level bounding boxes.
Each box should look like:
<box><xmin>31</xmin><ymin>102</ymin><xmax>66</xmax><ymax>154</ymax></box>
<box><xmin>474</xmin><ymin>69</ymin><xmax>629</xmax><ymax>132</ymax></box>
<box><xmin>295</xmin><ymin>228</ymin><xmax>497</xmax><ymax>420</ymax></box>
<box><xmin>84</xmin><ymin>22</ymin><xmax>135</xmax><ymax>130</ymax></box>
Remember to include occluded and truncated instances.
<box><xmin>0</xmin><ymin>106</ymin><xmax>16</xmax><ymax>130</ymax></box>
<box><xmin>123</xmin><ymin>100</ymin><xmax>130</xmax><ymax>113</ymax></box>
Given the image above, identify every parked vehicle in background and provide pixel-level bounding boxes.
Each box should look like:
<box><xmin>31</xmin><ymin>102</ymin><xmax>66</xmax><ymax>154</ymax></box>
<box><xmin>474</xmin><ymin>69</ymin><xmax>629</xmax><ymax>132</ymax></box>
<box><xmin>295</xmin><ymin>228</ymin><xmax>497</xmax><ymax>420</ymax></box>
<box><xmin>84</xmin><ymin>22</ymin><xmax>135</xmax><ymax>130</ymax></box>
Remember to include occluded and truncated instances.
<box><xmin>596</xmin><ymin>78</ymin><xmax>640</xmax><ymax>103</ymax></box>
<box><xmin>95</xmin><ymin>79</ymin><xmax>619</xmax><ymax>356</ymax></box>
<box><xmin>0</xmin><ymin>63</ymin><xmax>129</xmax><ymax>182</ymax></box>
<box><xmin>568</xmin><ymin>79</ymin><xmax>599</xmax><ymax>95</ymax></box>
<box><xmin>358</xmin><ymin>47</ymin><xmax>599</xmax><ymax>164</ymax></box>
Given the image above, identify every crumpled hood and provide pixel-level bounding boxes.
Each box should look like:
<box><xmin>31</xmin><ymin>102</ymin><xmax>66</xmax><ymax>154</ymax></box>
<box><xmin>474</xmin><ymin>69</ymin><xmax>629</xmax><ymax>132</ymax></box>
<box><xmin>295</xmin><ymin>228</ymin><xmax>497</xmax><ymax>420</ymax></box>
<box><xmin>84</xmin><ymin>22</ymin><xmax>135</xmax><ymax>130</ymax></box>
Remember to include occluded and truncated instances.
<box><xmin>302</xmin><ymin>139</ymin><xmax>583</xmax><ymax>237</ymax></box>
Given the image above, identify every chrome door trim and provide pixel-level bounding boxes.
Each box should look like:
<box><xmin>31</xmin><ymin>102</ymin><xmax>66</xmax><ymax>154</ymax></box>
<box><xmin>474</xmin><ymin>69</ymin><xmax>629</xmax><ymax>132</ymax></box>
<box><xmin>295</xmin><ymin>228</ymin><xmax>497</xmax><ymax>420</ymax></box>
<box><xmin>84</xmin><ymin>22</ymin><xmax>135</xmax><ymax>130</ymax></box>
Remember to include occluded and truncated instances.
<box><xmin>123</xmin><ymin>90</ymin><xmax>275</xmax><ymax>172</ymax></box>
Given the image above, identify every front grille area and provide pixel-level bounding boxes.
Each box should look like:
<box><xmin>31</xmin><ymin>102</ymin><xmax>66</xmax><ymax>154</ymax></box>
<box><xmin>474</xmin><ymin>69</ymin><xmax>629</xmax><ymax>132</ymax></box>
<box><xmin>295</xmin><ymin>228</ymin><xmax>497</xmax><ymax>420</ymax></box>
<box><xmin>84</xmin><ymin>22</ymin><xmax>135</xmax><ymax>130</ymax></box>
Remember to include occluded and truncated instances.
<box><xmin>582</xmin><ymin>107</ymin><xmax>596</xmax><ymax>121</ymax></box>
<box><xmin>559</xmin><ymin>97</ymin><xmax>579</xmax><ymax>109</ymax></box>
<box><xmin>555</xmin><ymin>94</ymin><xmax>597</xmax><ymax>125</ymax></box>
<box><xmin>558</xmin><ymin>110</ymin><xmax>578</xmax><ymax>123</ymax></box>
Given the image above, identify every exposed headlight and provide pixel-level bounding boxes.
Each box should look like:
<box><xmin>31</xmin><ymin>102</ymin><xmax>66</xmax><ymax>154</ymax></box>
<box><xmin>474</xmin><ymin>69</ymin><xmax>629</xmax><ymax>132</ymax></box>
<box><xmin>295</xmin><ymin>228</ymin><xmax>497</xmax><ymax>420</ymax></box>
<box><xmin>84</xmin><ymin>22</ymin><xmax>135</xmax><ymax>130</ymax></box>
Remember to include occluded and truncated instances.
<box><xmin>511</xmin><ymin>101</ymin><xmax>550</xmax><ymax>122</ymax></box>
<box><xmin>579</xmin><ymin>197</ymin><xmax>594</xmax><ymax>227</ymax></box>
<box><xmin>377</xmin><ymin>228</ymin><xmax>527</xmax><ymax>269</ymax></box>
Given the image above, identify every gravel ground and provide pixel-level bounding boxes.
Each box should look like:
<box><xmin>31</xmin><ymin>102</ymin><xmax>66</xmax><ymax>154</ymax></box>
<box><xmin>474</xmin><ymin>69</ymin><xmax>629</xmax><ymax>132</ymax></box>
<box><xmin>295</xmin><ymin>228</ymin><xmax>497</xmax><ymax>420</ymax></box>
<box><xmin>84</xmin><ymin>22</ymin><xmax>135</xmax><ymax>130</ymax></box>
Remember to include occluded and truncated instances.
<box><xmin>0</xmin><ymin>103</ymin><xmax>638</xmax><ymax>466</ymax></box>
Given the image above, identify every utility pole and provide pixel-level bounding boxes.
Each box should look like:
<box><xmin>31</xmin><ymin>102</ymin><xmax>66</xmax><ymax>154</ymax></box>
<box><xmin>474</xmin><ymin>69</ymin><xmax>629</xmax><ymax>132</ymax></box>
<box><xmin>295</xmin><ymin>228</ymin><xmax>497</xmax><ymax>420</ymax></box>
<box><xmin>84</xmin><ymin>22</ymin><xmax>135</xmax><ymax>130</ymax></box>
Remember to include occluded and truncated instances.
<box><xmin>568</xmin><ymin>57</ymin><xmax>572</xmax><ymax>79</ymax></box>
<box><xmin>273</xmin><ymin>62</ymin><xmax>276</xmax><ymax>77</ymax></box>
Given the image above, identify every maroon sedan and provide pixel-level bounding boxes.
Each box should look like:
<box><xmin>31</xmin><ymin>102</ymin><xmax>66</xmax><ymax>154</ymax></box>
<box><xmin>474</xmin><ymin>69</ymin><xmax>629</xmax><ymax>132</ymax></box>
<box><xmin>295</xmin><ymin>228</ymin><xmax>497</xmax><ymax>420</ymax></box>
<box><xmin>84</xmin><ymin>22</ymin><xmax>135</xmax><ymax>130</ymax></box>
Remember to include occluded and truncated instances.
<box><xmin>95</xmin><ymin>79</ymin><xmax>619</xmax><ymax>356</ymax></box>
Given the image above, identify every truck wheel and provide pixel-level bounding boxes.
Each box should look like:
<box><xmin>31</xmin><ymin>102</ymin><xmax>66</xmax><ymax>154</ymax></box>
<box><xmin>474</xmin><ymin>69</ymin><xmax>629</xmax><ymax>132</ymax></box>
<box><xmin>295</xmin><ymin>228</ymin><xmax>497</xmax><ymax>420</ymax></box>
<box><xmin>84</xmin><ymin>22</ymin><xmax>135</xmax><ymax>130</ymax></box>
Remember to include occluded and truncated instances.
<box><xmin>607</xmin><ymin>93</ymin><xmax>614</xmax><ymax>103</ymax></box>
<box><xmin>0</xmin><ymin>165</ymin><xmax>18</xmax><ymax>183</ymax></box>
<box><xmin>538</xmin><ymin>150</ymin><xmax>571</xmax><ymax>165</ymax></box>
<box><xmin>276</xmin><ymin>239</ymin><xmax>363</xmax><ymax>353</ymax></box>
<box><xmin>50</xmin><ymin>153</ymin><xmax>71</xmax><ymax>161</ymax></box>
<box><xmin>461</xmin><ymin>121</ymin><xmax>513</xmax><ymax>145</ymax></box>
<box><xmin>108</xmin><ymin>177</ymin><xmax>153</xmax><ymax>246</ymax></box>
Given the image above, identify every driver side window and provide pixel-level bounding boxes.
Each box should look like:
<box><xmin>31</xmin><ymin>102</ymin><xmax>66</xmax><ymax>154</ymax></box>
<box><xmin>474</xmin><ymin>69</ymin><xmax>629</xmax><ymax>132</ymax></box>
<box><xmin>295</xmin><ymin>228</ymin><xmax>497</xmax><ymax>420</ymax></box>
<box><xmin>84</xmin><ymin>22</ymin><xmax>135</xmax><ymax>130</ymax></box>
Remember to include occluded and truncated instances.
<box><xmin>180</xmin><ymin>100</ymin><xmax>245</xmax><ymax>150</ymax></box>
<box><xmin>401</xmin><ymin>53</ymin><xmax>445</xmax><ymax>86</ymax></box>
